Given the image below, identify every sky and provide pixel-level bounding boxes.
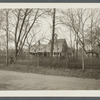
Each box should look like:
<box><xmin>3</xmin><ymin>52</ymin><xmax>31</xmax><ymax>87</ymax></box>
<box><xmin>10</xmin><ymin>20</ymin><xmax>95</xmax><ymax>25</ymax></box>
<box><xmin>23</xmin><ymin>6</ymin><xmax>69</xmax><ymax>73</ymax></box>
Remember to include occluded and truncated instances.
<box><xmin>0</xmin><ymin>8</ymin><xmax>99</xmax><ymax>50</ymax></box>
<box><xmin>35</xmin><ymin>9</ymin><xmax>75</xmax><ymax>47</ymax></box>
<box><xmin>0</xmin><ymin>8</ymin><xmax>85</xmax><ymax>50</ymax></box>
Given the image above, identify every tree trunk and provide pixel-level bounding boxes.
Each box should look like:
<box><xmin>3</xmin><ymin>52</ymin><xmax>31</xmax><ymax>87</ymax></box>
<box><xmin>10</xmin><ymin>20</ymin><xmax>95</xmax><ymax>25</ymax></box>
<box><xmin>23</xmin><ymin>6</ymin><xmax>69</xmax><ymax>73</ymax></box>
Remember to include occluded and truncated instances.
<box><xmin>15</xmin><ymin>44</ymin><xmax>18</xmax><ymax>62</ymax></box>
<box><xmin>82</xmin><ymin>47</ymin><xmax>85</xmax><ymax>70</ymax></box>
<box><xmin>50</xmin><ymin>8</ymin><xmax>56</xmax><ymax>67</ymax></box>
<box><xmin>6</xmin><ymin>10</ymin><xmax>9</xmax><ymax>65</ymax></box>
<box><xmin>82</xmin><ymin>30</ymin><xmax>85</xmax><ymax>70</ymax></box>
<box><xmin>76</xmin><ymin>35</ymin><xmax>78</xmax><ymax>58</ymax></box>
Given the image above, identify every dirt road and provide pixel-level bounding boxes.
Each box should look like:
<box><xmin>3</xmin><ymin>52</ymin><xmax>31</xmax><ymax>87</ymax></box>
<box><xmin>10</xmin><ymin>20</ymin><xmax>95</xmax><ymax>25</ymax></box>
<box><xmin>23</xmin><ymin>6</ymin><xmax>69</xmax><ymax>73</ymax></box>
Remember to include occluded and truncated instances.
<box><xmin>0</xmin><ymin>70</ymin><xmax>100</xmax><ymax>90</ymax></box>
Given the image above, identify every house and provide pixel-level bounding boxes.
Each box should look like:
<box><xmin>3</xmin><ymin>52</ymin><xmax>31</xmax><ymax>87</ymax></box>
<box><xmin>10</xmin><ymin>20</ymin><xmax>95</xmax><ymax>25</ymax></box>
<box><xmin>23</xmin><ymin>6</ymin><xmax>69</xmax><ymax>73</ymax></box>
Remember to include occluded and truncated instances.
<box><xmin>46</xmin><ymin>39</ymin><xmax>68</xmax><ymax>57</ymax></box>
<box><xmin>30</xmin><ymin>39</ymin><xmax>69</xmax><ymax>57</ymax></box>
<box><xmin>30</xmin><ymin>43</ymin><xmax>47</xmax><ymax>57</ymax></box>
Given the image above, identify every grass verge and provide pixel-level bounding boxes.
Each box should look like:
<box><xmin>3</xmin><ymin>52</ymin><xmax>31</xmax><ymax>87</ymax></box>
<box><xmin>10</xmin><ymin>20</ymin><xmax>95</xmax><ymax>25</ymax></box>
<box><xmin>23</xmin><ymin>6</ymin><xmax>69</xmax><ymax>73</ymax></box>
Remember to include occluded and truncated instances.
<box><xmin>0</xmin><ymin>64</ymin><xmax>100</xmax><ymax>79</ymax></box>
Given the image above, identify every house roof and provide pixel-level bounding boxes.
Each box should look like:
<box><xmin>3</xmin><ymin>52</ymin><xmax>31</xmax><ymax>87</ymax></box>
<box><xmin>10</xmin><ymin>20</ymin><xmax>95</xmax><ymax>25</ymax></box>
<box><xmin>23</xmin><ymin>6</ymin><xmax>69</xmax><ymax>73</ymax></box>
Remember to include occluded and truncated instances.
<box><xmin>46</xmin><ymin>39</ymin><xmax>67</xmax><ymax>52</ymax></box>
<box><xmin>56</xmin><ymin>39</ymin><xmax>66</xmax><ymax>43</ymax></box>
<box><xmin>30</xmin><ymin>38</ymin><xmax>67</xmax><ymax>53</ymax></box>
<box><xmin>30</xmin><ymin>44</ymin><xmax>47</xmax><ymax>53</ymax></box>
<box><xmin>48</xmin><ymin>39</ymin><xmax>66</xmax><ymax>44</ymax></box>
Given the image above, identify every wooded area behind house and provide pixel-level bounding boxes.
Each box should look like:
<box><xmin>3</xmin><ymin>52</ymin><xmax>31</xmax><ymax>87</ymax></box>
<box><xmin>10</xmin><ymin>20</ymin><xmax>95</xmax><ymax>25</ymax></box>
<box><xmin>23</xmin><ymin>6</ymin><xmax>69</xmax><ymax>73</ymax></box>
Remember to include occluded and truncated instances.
<box><xmin>0</xmin><ymin>8</ymin><xmax>100</xmax><ymax>70</ymax></box>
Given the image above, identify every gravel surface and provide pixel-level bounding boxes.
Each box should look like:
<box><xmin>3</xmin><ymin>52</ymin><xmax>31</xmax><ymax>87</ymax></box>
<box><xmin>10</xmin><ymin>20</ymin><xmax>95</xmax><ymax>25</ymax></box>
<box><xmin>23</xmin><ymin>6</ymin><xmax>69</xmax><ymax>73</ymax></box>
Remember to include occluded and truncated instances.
<box><xmin>0</xmin><ymin>70</ymin><xmax>100</xmax><ymax>90</ymax></box>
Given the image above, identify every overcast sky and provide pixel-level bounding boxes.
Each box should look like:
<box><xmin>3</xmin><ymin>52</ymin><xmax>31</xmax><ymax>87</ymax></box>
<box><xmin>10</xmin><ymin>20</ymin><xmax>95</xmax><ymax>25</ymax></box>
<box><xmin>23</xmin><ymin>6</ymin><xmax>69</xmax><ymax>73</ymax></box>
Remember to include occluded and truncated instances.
<box><xmin>0</xmin><ymin>7</ymin><xmax>99</xmax><ymax>50</ymax></box>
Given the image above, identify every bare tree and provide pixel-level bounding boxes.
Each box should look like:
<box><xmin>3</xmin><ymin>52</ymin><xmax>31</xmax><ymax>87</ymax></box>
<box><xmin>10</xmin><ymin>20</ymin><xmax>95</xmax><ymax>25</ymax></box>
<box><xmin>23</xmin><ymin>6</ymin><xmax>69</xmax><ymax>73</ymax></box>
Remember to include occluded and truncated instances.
<box><xmin>60</xmin><ymin>8</ymin><xmax>96</xmax><ymax>70</ymax></box>
<box><xmin>8</xmin><ymin>8</ymin><xmax>47</xmax><ymax>61</ymax></box>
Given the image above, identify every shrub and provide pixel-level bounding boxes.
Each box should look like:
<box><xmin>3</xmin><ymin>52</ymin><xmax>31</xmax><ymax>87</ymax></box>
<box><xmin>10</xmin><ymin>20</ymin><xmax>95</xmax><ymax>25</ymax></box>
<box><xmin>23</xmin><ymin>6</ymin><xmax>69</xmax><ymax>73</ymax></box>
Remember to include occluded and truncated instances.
<box><xmin>0</xmin><ymin>55</ymin><xmax>100</xmax><ymax>69</ymax></box>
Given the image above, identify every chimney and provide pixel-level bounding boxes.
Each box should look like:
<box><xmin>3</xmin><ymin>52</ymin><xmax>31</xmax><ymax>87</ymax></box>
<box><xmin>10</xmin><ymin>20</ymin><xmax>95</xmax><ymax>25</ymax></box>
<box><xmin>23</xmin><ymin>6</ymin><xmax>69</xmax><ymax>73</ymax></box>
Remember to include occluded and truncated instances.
<box><xmin>38</xmin><ymin>40</ymin><xmax>40</xmax><ymax>46</ymax></box>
